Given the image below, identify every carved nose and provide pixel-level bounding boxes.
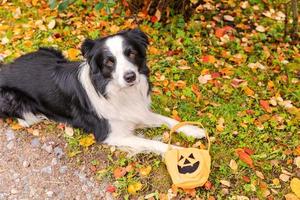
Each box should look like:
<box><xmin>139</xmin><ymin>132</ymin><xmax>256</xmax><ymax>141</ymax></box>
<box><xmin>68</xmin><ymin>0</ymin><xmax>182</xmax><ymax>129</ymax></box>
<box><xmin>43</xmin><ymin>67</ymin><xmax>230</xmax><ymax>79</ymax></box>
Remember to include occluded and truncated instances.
<box><xmin>124</xmin><ymin>71</ymin><xmax>136</xmax><ymax>83</ymax></box>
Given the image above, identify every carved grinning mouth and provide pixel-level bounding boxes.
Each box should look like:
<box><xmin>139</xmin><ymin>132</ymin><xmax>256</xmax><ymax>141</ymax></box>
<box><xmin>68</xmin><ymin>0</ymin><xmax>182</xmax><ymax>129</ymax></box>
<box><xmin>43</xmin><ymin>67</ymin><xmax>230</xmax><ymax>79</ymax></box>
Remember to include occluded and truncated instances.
<box><xmin>177</xmin><ymin>161</ymin><xmax>200</xmax><ymax>174</ymax></box>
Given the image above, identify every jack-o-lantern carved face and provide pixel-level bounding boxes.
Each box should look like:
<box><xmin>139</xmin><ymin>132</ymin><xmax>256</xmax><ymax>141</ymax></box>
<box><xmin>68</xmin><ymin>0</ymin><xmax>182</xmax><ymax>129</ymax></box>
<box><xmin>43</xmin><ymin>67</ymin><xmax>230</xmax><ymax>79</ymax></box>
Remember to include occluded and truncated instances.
<box><xmin>177</xmin><ymin>153</ymin><xmax>200</xmax><ymax>174</ymax></box>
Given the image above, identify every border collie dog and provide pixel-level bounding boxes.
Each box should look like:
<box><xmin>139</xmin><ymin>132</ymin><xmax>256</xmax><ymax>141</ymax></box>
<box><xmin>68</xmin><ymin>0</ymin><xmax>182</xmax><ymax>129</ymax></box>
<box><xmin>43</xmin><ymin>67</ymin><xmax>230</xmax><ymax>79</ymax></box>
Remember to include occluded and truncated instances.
<box><xmin>0</xmin><ymin>29</ymin><xmax>205</xmax><ymax>154</ymax></box>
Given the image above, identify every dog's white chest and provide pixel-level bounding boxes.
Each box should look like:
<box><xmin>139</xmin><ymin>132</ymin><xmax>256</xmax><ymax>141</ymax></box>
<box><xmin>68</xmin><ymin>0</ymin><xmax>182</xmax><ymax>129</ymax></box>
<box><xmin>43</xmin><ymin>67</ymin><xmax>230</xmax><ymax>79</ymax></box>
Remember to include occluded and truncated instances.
<box><xmin>106</xmin><ymin>76</ymin><xmax>151</xmax><ymax>123</ymax></box>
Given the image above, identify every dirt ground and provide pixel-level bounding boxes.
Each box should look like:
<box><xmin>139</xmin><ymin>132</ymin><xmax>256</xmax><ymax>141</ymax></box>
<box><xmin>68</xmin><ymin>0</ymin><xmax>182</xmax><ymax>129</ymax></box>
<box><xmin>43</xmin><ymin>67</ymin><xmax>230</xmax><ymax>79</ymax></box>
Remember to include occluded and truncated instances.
<box><xmin>0</xmin><ymin>121</ymin><xmax>114</xmax><ymax>200</ymax></box>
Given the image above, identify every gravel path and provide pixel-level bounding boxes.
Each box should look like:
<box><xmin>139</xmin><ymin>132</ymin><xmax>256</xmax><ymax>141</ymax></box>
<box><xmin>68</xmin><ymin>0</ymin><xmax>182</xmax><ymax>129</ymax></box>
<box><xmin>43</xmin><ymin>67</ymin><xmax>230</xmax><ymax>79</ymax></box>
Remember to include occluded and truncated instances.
<box><xmin>0</xmin><ymin>123</ymin><xmax>113</xmax><ymax>200</ymax></box>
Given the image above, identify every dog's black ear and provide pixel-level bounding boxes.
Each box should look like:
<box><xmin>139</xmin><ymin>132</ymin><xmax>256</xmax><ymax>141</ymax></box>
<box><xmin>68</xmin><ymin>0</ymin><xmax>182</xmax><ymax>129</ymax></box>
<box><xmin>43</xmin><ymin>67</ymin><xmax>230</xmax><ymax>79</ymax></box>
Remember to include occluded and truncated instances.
<box><xmin>124</xmin><ymin>29</ymin><xmax>149</xmax><ymax>48</ymax></box>
<box><xmin>81</xmin><ymin>39</ymin><xmax>95</xmax><ymax>58</ymax></box>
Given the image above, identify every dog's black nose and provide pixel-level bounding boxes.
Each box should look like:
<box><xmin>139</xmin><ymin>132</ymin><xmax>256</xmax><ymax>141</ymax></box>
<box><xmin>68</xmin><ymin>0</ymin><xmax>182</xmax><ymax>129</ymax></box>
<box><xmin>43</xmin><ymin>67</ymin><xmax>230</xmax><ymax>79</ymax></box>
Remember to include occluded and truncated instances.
<box><xmin>124</xmin><ymin>71</ymin><xmax>136</xmax><ymax>83</ymax></box>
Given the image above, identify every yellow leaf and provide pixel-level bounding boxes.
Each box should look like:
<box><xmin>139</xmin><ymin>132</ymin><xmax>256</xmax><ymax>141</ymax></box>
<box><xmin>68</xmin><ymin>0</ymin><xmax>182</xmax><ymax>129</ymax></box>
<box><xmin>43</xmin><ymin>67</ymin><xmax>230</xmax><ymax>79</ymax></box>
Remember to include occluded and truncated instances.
<box><xmin>216</xmin><ymin>117</ymin><xmax>225</xmax><ymax>132</ymax></box>
<box><xmin>11</xmin><ymin>123</ymin><xmax>22</xmax><ymax>130</ymax></box>
<box><xmin>127</xmin><ymin>182</ymin><xmax>142</xmax><ymax>194</ymax></box>
<box><xmin>291</xmin><ymin>178</ymin><xmax>300</xmax><ymax>198</ymax></box>
<box><xmin>243</xmin><ymin>86</ymin><xmax>255</xmax><ymax>97</ymax></box>
<box><xmin>79</xmin><ymin>134</ymin><xmax>95</xmax><ymax>147</ymax></box>
<box><xmin>148</xmin><ymin>46</ymin><xmax>160</xmax><ymax>55</ymax></box>
<box><xmin>139</xmin><ymin>165</ymin><xmax>152</xmax><ymax>177</ymax></box>
<box><xmin>67</xmin><ymin>48</ymin><xmax>80</xmax><ymax>60</ymax></box>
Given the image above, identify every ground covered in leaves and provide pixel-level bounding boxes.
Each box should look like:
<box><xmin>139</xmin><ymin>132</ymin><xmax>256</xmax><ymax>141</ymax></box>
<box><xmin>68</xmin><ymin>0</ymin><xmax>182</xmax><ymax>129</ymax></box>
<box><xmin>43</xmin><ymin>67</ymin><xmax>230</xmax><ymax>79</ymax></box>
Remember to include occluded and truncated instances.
<box><xmin>0</xmin><ymin>0</ymin><xmax>299</xmax><ymax>199</ymax></box>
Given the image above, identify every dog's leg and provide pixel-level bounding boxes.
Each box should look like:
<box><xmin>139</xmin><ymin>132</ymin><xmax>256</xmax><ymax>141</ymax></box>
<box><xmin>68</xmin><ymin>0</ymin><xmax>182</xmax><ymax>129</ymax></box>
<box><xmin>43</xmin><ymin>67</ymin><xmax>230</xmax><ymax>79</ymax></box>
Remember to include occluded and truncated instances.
<box><xmin>138</xmin><ymin>112</ymin><xmax>206</xmax><ymax>139</ymax></box>
<box><xmin>17</xmin><ymin>113</ymin><xmax>47</xmax><ymax>127</ymax></box>
<box><xmin>104</xmin><ymin>120</ymin><xmax>179</xmax><ymax>155</ymax></box>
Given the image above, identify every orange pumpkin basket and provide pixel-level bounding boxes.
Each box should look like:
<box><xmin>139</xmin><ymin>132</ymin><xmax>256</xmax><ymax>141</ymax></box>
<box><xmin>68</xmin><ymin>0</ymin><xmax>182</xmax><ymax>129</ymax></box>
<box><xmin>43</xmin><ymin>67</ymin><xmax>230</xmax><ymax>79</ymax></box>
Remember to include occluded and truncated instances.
<box><xmin>164</xmin><ymin>122</ymin><xmax>211</xmax><ymax>189</ymax></box>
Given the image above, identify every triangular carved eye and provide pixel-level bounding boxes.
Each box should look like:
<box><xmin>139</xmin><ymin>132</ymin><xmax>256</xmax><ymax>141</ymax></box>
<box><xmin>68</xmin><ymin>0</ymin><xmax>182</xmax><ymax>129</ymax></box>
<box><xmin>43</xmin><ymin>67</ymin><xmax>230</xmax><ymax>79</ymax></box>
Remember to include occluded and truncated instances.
<box><xmin>179</xmin><ymin>155</ymin><xmax>184</xmax><ymax>161</ymax></box>
<box><xmin>189</xmin><ymin>153</ymin><xmax>195</xmax><ymax>159</ymax></box>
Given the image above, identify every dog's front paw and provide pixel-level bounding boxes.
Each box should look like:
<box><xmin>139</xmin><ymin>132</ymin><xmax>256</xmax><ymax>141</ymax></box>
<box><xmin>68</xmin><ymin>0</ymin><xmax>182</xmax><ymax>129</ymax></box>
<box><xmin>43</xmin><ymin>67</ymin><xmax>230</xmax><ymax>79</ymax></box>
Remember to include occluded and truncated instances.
<box><xmin>177</xmin><ymin>125</ymin><xmax>206</xmax><ymax>139</ymax></box>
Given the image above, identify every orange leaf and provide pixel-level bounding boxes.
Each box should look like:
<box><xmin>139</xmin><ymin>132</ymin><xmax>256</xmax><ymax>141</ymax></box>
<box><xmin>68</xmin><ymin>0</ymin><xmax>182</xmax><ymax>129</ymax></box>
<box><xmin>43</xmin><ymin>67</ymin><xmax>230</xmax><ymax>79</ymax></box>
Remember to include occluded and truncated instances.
<box><xmin>191</xmin><ymin>84</ymin><xmax>201</xmax><ymax>101</ymax></box>
<box><xmin>183</xmin><ymin>188</ymin><xmax>196</xmax><ymax>197</ymax></box>
<box><xmin>243</xmin><ymin>147</ymin><xmax>255</xmax><ymax>155</ymax></box>
<box><xmin>243</xmin><ymin>86</ymin><xmax>255</xmax><ymax>97</ymax></box>
<box><xmin>204</xmin><ymin>181</ymin><xmax>213</xmax><ymax>190</ymax></box>
<box><xmin>236</xmin><ymin>148</ymin><xmax>254</xmax><ymax>168</ymax></box>
<box><xmin>260</xmin><ymin>100</ymin><xmax>272</xmax><ymax>113</ymax></box>
<box><xmin>113</xmin><ymin>167</ymin><xmax>127</xmax><ymax>179</ymax></box>
<box><xmin>201</xmin><ymin>55</ymin><xmax>216</xmax><ymax>64</ymax></box>
<box><xmin>215</xmin><ymin>26</ymin><xmax>233</xmax><ymax>38</ymax></box>
<box><xmin>11</xmin><ymin>123</ymin><xmax>23</xmax><ymax>130</ymax></box>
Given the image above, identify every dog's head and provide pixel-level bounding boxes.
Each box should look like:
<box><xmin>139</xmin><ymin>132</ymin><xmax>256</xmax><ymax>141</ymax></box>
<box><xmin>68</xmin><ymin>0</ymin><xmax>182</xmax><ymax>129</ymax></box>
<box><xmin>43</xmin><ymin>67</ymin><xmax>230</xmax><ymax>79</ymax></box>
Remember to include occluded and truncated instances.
<box><xmin>81</xmin><ymin>29</ymin><xmax>149</xmax><ymax>88</ymax></box>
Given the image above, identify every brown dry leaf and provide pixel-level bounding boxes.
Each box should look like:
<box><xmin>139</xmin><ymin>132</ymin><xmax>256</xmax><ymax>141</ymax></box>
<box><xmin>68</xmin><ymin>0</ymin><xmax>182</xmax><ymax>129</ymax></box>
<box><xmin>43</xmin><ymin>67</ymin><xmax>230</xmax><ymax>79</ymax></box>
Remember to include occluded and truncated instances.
<box><xmin>65</xmin><ymin>126</ymin><xmax>74</xmax><ymax>137</ymax></box>
<box><xmin>220</xmin><ymin>180</ymin><xmax>231</xmax><ymax>187</ymax></box>
<box><xmin>148</xmin><ymin>46</ymin><xmax>160</xmax><ymax>55</ymax></box>
<box><xmin>255</xmin><ymin>170</ymin><xmax>265</xmax><ymax>179</ymax></box>
<box><xmin>113</xmin><ymin>167</ymin><xmax>127</xmax><ymax>179</ymax></box>
<box><xmin>291</xmin><ymin>178</ymin><xmax>300</xmax><ymax>198</ymax></box>
<box><xmin>279</xmin><ymin>174</ymin><xmax>290</xmax><ymax>182</ymax></box>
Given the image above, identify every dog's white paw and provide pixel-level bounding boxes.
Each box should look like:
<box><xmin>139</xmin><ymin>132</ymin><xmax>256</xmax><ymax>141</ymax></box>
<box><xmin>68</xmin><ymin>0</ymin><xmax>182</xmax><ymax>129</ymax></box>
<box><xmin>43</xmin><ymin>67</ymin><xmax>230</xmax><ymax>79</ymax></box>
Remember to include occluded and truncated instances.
<box><xmin>177</xmin><ymin>125</ymin><xmax>206</xmax><ymax>139</ymax></box>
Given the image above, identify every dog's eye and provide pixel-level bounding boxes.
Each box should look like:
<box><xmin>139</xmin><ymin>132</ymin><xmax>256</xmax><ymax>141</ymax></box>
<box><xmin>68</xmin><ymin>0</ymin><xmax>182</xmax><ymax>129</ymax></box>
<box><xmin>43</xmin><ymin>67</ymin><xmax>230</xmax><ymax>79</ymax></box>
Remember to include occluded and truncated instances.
<box><xmin>106</xmin><ymin>58</ymin><xmax>115</xmax><ymax>67</ymax></box>
<box><xmin>129</xmin><ymin>52</ymin><xmax>136</xmax><ymax>59</ymax></box>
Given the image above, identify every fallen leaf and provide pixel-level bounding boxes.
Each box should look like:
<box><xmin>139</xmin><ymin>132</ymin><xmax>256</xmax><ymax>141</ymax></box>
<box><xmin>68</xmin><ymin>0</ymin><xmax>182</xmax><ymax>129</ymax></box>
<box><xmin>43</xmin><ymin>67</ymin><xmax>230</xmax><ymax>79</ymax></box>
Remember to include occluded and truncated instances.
<box><xmin>220</xmin><ymin>180</ymin><xmax>231</xmax><ymax>187</ymax></box>
<box><xmin>216</xmin><ymin>117</ymin><xmax>225</xmax><ymax>132</ymax></box>
<box><xmin>127</xmin><ymin>182</ymin><xmax>142</xmax><ymax>194</ymax></box>
<box><xmin>229</xmin><ymin>159</ymin><xmax>238</xmax><ymax>172</ymax></box>
<box><xmin>65</xmin><ymin>126</ymin><xmax>74</xmax><ymax>137</ymax></box>
<box><xmin>279</xmin><ymin>174</ymin><xmax>290</xmax><ymax>182</ymax></box>
<box><xmin>242</xmin><ymin>176</ymin><xmax>251</xmax><ymax>183</ymax></box>
<box><xmin>204</xmin><ymin>181</ymin><xmax>212</xmax><ymax>190</ymax></box>
<box><xmin>139</xmin><ymin>165</ymin><xmax>152</xmax><ymax>177</ymax></box>
<box><xmin>201</xmin><ymin>55</ymin><xmax>216</xmax><ymax>64</ymax></box>
<box><xmin>106</xmin><ymin>184</ymin><xmax>116</xmax><ymax>193</ymax></box>
<box><xmin>272</xmin><ymin>178</ymin><xmax>280</xmax><ymax>185</ymax></box>
<box><xmin>260</xmin><ymin>100</ymin><xmax>272</xmax><ymax>113</ymax></box>
<box><xmin>113</xmin><ymin>167</ymin><xmax>127</xmax><ymax>179</ymax></box>
<box><xmin>243</xmin><ymin>86</ymin><xmax>255</xmax><ymax>97</ymax></box>
<box><xmin>256</xmin><ymin>171</ymin><xmax>265</xmax><ymax>179</ymax></box>
<box><xmin>215</xmin><ymin>26</ymin><xmax>233</xmax><ymax>38</ymax></box>
<box><xmin>291</xmin><ymin>178</ymin><xmax>300</xmax><ymax>198</ymax></box>
<box><xmin>256</xmin><ymin>25</ymin><xmax>266</xmax><ymax>32</ymax></box>
<box><xmin>231</xmin><ymin>78</ymin><xmax>245</xmax><ymax>88</ymax></box>
<box><xmin>47</xmin><ymin>19</ymin><xmax>56</xmax><ymax>29</ymax></box>
<box><xmin>11</xmin><ymin>123</ymin><xmax>22</xmax><ymax>130</ymax></box>
<box><xmin>224</xmin><ymin>15</ymin><xmax>234</xmax><ymax>21</ymax></box>
<box><xmin>243</xmin><ymin>147</ymin><xmax>255</xmax><ymax>155</ymax></box>
<box><xmin>198</xmin><ymin>74</ymin><xmax>212</xmax><ymax>84</ymax></box>
<box><xmin>67</xmin><ymin>48</ymin><xmax>80</xmax><ymax>60</ymax></box>
<box><xmin>236</xmin><ymin>148</ymin><xmax>254</xmax><ymax>168</ymax></box>
<box><xmin>183</xmin><ymin>188</ymin><xmax>196</xmax><ymax>197</ymax></box>
<box><xmin>79</xmin><ymin>134</ymin><xmax>95</xmax><ymax>147</ymax></box>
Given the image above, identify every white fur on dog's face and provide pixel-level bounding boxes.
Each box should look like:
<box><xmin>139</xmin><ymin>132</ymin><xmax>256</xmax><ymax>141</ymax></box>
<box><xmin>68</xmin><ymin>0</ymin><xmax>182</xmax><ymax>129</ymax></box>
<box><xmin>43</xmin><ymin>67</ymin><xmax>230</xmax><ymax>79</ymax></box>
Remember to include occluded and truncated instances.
<box><xmin>105</xmin><ymin>36</ymin><xmax>139</xmax><ymax>88</ymax></box>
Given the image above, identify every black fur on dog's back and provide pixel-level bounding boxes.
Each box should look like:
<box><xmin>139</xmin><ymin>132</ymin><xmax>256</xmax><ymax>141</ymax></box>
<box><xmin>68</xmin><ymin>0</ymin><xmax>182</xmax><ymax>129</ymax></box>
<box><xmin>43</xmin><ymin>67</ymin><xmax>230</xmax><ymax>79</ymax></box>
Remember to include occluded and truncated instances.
<box><xmin>0</xmin><ymin>48</ymin><xmax>110</xmax><ymax>141</ymax></box>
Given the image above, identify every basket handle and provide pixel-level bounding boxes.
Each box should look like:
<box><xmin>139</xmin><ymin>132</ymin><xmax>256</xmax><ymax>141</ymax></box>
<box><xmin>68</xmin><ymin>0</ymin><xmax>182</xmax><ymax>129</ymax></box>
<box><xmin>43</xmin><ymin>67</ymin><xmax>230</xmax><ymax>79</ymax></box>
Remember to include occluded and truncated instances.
<box><xmin>168</xmin><ymin>121</ymin><xmax>210</xmax><ymax>151</ymax></box>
